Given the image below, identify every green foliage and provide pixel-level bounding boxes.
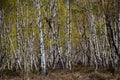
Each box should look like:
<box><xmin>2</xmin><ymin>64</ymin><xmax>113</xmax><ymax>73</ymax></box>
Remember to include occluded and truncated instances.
<box><xmin>0</xmin><ymin>0</ymin><xmax>119</xmax><ymax>75</ymax></box>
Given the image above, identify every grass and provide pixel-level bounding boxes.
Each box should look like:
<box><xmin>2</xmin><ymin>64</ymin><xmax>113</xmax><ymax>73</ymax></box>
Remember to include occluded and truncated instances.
<box><xmin>0</xmin><ymin>65</ymin><xmax>120</xmax><ymax>80</ymax></box>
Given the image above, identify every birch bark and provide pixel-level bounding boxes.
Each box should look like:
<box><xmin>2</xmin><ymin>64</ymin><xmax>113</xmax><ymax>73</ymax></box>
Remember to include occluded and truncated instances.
<box><xmin>16</xmin><ymin>0</ymin><xmax>22</xmax><ymax>70</ymax></box>
<box><xmin>66</xmin><ymin>0</ymin><xmax>71</xmax><ymax>70</ymax></box>
<box><xmin>36</xmin><ymin>0</ymin><xmax>46</xmax><ymax>74</ymax></box>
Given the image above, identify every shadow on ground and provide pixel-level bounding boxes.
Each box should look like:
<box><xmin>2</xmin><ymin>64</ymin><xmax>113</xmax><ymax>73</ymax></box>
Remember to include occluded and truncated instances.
<box><xmin>0</xmin><ymin>66</ymin><xmax>120</xmax><ymax>80</ymax></box>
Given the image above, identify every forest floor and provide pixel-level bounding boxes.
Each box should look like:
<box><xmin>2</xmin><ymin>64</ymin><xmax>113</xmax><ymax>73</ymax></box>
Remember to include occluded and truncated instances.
<box><xmin>0</xmin><ymin>66</ymin><xmax>120</xmax><ymax>80</ymax></box>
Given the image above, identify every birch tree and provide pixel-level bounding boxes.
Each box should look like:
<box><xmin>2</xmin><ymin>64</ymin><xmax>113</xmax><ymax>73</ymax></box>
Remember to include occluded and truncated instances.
<box><xmin>65</xmin><ymin>0</ymin><xmax>71</xmax><ymax>70</ymax></box>
<box><xmin>0</xmin><ymin>8</ymin><xmax>3</xmax><ymax>69</ymax></box>
<box><xmin>36</xmin><ymin>0</ymin><xmax>46</xmax><ymax>74</ymax></box>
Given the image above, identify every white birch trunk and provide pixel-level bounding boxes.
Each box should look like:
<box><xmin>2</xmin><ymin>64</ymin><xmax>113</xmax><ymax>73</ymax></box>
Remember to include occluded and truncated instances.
<box><xmin>66</xmin><ymin>0</ymin><xmax>71</xmax><ymax>70</ymax></box>
<box><xmin>118</xmin><ymin>13</ymin><xmax>120</xmax><ymax>54</ymax></box>
<box><xmin>16</xmin><ymin>0</ymin><xmax>22</xmax><ymax>70</ymax></box>
<box><xmin>36</xmin><ymin>0</ymin><xmax>46</xmax><ymax>74</ymax></box>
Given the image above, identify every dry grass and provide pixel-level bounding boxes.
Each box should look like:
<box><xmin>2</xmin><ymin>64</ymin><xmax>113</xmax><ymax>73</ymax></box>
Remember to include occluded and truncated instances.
<box><xmin>0</xmin><ymin>66</ymin><xmax>119</xmax><ymax>80</ymax></box>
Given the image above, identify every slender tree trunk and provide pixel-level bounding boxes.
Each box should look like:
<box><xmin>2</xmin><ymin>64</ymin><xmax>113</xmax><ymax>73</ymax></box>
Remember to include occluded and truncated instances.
<box><xmin>51</xmin><ymin>0</ymin><xmax>57</xmax><ymax>70</ymax></box>
<box><xmin>0</xmin><ymin>8</ymin><xmax>2</xmax><ymax>50</ymax></box>
<box><xmin>66</xmin><ymin>0</ymin><xmax>71</xmax><ymax>70</ymax></box>
<box><xmin>16</xmin><ymin>0</ymin><xmax>22</xmax><ymax>70</ymax></box>
<box><xmin>36</xmin><ymin>0</ymin><xmax>46</xmax><ymax>74</ymax></box>
<box><xmin>118</xmin><ymin>0</ymin><xmax>120</xmax><ymax>56</ymax></box>
<box><xmin>0</xmin><ymin>8</ymin><xmax>3</xmax><ymax>69</ymax></box>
